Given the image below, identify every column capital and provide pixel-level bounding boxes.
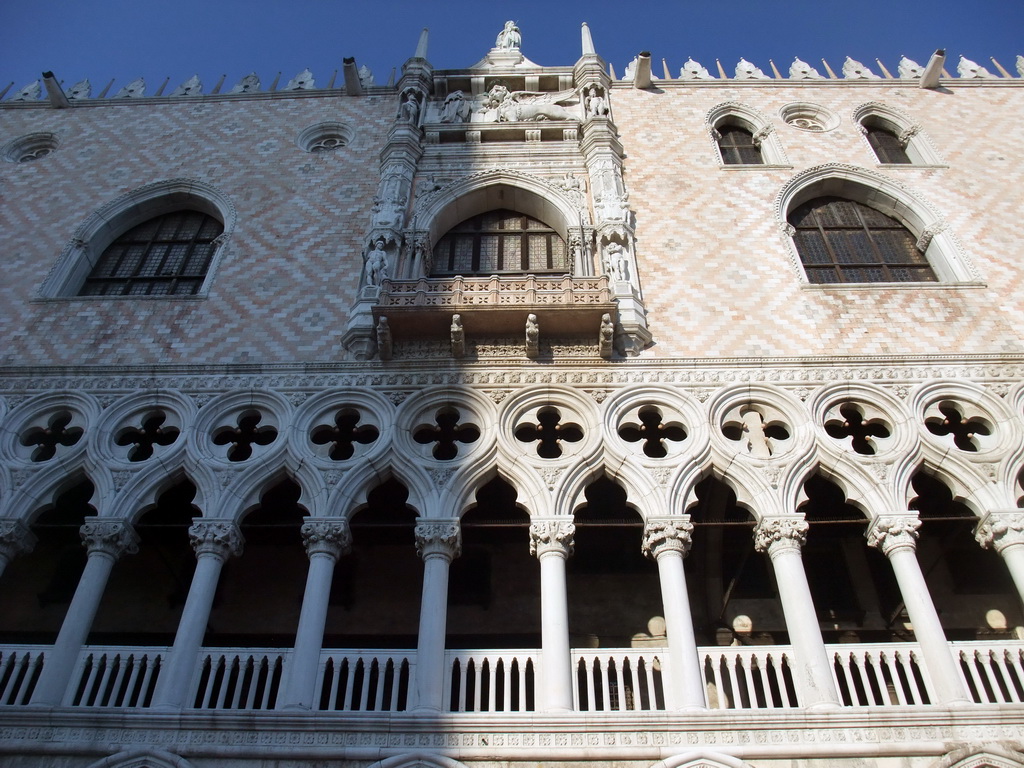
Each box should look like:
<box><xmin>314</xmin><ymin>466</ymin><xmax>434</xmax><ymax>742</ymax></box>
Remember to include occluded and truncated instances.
<box><xmin>975</xmin><ymin>510</ymin><xmax>1024</xmax><ymax>553</ymax></box>
<box><xmin>530</xmin><ymin>519</ymin><xmax>575</xmax><ymax>558</ymax></box>
<box><xmin>0</xmin><ymin>519</ymin><xmax>37</xmax><ymax>561</ymax></box>
<box><xmin>415</xmin><ymin>519</ymin><xmax>461</xmax><ymax>560</ymax></box>
<box><xmin>867</xmin><ymin>514</ymin><xmax>921</xmax><ymax>556</ymax></box>
<box><xmin>753</xmin><ymin>516</ymin><xmax>808</xmax><ymax>556</ymax></box>
<box><xmin>642</xmin><ymin>517</ymin><xmax>693</xmax><ymax>559</ymax></box>
<box><xmin>301</xmin><ymin>518</ymin><xmax>352</xmax><ymax>559</ymax></box>
<box><xmin>188</xmin><ymin>519</ymin><xmax>244</xmax><ymax>560</ymax></box>
<box><xmin>80</xmin><ymin>518</ymin><xmax>139</xmax><ymax>558</ymax></box>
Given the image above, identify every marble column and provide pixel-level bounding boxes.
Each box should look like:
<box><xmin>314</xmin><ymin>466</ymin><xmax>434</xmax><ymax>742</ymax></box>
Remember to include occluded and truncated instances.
<box><xmin>754</xmin><ymin>517</ymin><xmax>841</xmax><ymax>708</ymax></box>
<box><xmin>0</xmin><ymin>519</ymin><xmax>37</xmax><ymax>580</ymax></box>
<box><xmin>281</xmin><ymin>518</ymin><xmax>352</xmax><ymax>709</ymax></box>
<box><xmin>975</xmin><ymin>510</ymin><xmax>1024</xmax><ymax>607</ymax></box>
<box><xmin>530</xmin><ymin>518</ymin><xmax>575</xmax><ymax>712</ymax></box>
<box><xmin>151</xmin><ymin>519</ymin><xmax>243</xmax><ymax>709</ymax></box>
<box><xmin>868</xmin><ymin>515</ymin><xmax>970</xmax><ymax>705</ymax></box>
<box><xmin>642</xmin><ymin>517</ymin><xmax>705</xmax><ymax>710</ymax></box>
<box><xmin>30</xmin><ymin>518</ymin><xmax>138</xmax><ymax>706</ymax></box>
<box><xmin>411</xmin><ymin>519</ymin><xmax>460</xmax><ymax>712</ymax></box>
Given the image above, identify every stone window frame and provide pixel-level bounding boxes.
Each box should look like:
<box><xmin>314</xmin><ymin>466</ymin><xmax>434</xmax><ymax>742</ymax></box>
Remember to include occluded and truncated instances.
<box><xmin>852</xmin><ymin>102</ymin><xmax>945</xmax><ymax>168</ymax></box>
<box><xmin>705</xmin><ymin>102</ymin><xmax>790</xmax><ymax>169</ymax></box>
<box><xmin>774</xmin><ymin>163</ymin><xmax>980</xmax><ymax>287</ymax></box>
<box><xmin>296</xmin><ymin>121</ymin><xmax>354</xmax><ymax>154</ymax></box>
<box><xmin>38</xmin><ymin>178</ymin><xmax>237</xmax><ymax>299</ymax></box>
<box><xmin>2</xmin><ymin>131</ymin><xmax>60</xmax><ymax>163</ymax></box>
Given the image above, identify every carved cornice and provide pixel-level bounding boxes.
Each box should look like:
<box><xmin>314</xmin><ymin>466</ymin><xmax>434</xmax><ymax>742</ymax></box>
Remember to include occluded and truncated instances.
<box><xmin>415</xmin><ymin>520</ymin><xmax>461</xmax><ymax>560</ymax></box>
<box><xmin>867</xmin><ymin>515</ymin><xmax>921</xmax><ymax>556</ymax></box>
<box><xmin>0</xmin><ymin>519</ymin><xmax>37</xmax><ymax>561</ymax></box>
<box><xmin>641</xmin><ymin>518</ymin><xmax>693</xmax><ymax>559</ymax></box>
<box><xmin>80</xmin><ymin>519</ymin><xmax>140</xmax><ymax>558</ymax></box>
<box><xmin>975</xmin><ymin>511</ymin><xmax>1024</xmax><ymax>553</ymax></box>
<box><xmin>300</xmin><ymin>519</ymin><xmax>352</xmax><ymax>559</ymax></box>
<box><xmin>188</xmin><ymin>520</ymin><xmax>244</xmax><ymax>560</ymax></box>
<box><xmin>753</xmin><ymin>517</ymin><xmax>808</xmax><ymax>555</ymax></box>
<box><xmin>529</xmin><ymin>519</ymin><xmax>575</xmax><ymax>558</ymax></box>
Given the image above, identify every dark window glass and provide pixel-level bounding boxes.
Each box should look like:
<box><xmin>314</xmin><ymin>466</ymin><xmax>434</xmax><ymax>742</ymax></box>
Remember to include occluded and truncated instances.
<box><xmin>431</xmin><ymin>209</ymin><xmax>568</xmax><ymax>276</ymax></box>
<box><xmin>865</xmin><ymin>125</ymin><xmax>911</xmax><ymax>164</ymax></box>
<box><xmin>80</xmin><ymin>210</ymin><xmax>223</xmax><ymax>296</ymax></box>
<box><xmin>789</xmin><ymin>196</ymin><xmax>936</xmax><ymax>284</ymax></box>
<box><xmin>718</xmin><ymin>125</ymin><xmax>763</xmax><ymax>165</ymax></box>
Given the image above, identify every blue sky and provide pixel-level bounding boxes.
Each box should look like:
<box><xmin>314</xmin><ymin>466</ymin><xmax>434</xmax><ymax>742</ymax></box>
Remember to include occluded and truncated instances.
<box><xmin>2</xmin><ymin>0</ymin><xmax>1022</xmax><ymax>96</ymax></box>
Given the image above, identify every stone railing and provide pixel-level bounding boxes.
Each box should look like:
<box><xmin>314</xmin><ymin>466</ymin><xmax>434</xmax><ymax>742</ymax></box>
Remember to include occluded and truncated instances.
<box><xmin>377</xmin><ymin>274</ymin><xmax>611</xmax><ymax>310</ymax></box>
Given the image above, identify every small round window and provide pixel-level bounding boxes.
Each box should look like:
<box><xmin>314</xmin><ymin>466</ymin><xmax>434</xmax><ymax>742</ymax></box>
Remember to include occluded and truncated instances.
<box><xmin>297</xmin><ymin>121</ymin><xmax>353</xmax><ymax>154</ymax></box>
<box><xmin>4</xmin><ymin>132</ymin><xmax>60</xmax><ymax>163</ymax></box>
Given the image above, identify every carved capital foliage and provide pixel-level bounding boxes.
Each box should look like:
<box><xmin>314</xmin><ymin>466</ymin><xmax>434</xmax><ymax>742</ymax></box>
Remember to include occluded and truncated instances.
<box><xmin>753</xmin><ymin>517</ymin><xmax>808</xmax><ymax>554</ymax></box>
<box><xmin>976</xmin><ymin>511</ymin><xmax>1024</xmax><ymax>553</ymax></box>
<box><xmin>188</xmin><ymin>520</ymin><xmax>244</xmax><ymax>560</ymax></box>
<box><xmin>415</xmin><ymin>520</ymin><xmax>461</xmax><ymax>560</ymax></box>
<box><xmin>0</xmin><ymin>520</ymin><xmax>37</xmax><ymax>561</ymax></box>
<box><xmin>80</xmin><ymin>519</ymin><xmax>139</xmax><ymax>559</ymax></box>
<box><xmin>529</xmin><ymin>519</ymin><xmax>575</xmax><ymax>558</ymax></box>
<box><xmin>301</xmin><ymin>518</ymin><xmax>352</xmax><ymax>559</ymax></box>
<box><xmin>642</xmin><ymin>518</ymin><xmax>693</xmax><ymax>559</ymax></box>
<box><xmin>867</xmin><ymin>516</ymin><xmax>921</xmax><ymax>556</ymax></box>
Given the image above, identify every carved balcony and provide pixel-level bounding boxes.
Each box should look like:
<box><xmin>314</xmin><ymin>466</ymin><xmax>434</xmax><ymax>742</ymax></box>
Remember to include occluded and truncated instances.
<box><xmin>371</xmin><ymin>274</ymin><xmax>617</xmax><ymax>339</ymax></box>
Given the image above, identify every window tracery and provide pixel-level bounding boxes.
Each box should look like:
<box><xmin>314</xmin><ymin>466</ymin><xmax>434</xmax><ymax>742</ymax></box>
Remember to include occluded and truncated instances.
<box><xmin>431</xmin><ymin>209</ymin><xmax>569</xmax><ymax>276</ymax></box>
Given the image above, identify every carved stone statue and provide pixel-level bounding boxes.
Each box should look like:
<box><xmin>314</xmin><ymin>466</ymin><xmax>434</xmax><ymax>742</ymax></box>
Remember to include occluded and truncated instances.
<box><xmin>365</xmin><ymin>240</ymin><xmax>389</xmax><ymax>286</ymax></box>
<box><xmin>602</xmin><ymin>242</ymin><xmax>629</xmax><ymax>283</ymax></box>
<box><xmin>229</xmin><ymin>73</ymin><xmax>261</xmax><ymax>94</ymax></box>
<box><xmin>376</xmin><ymin>317</ymin><xmax>392</xmax><ymax>361</ymax></box>
<box><xmin>495</xmin><ymin>20</ymin><xmax>521</xmax><ymax>50</ymax></box>
<box><xmin>525</xmin><ymin>314</ymin><xmax>539</xmax><ymax>359</ymax></box>
<box><xmin>898</xmin><ymin>57</ymin><xmax>923</xmax><ymax>79</ymax></box>
<box><xmin>585</xmin><ymin>86</ymin><xmax>609</xmax><ymax>118</ymax></box>
<box><xmin>450</xmin><ymin>314</ymin><xmax>465</xmax><ymax>358</ymax></box>
<box><xmin>843</xmin><ymin>58</ymin><xmax>879</xmax><ymax>79</ymax></box>
<box><xmin>440</xmin><ymin>90</ymin><xmax>470</xmax><ymax>123</ymax></box>
<box><xmin>599</xmin><ymin>314</ymin><xmax>615</xmax><ymax>359</ymax></box>
<box><xmin>790</xmin><ymin>58</ymin><xmax>823</xmax><ymax>80</ymax></box>
<box><xmin>735</xmin><ymin>59</ymin><xmax>770</xmax><ymax>79</ymax></box>
<box><xmin>399</xmin><ymin>90</ymin><xmax>421</xmax><ymax>124</ymax></box>
<box><xmin>679</xmin><ymin>58</ymin><xmax>714</xmax><ymax>79</ymax></box>
<box><xmin>559</xmin><ymin>173</ymin><xmax>586</xmax><ymax>208</ymax></box>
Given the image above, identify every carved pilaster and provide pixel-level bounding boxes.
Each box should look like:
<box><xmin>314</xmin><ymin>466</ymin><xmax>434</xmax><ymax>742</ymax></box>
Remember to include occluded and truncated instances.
<box><xmin>867</xmin><ymin>515</ymin><xmax>921</xmax><ymax>557</ymax></box>
<box><xmin>976</xmin><ymin>511</ymin><xmax>1024</xmax><ymax>554</ymax></box>
<box><xmin>415</xmin><ymin>520</ymin><xmax>461</xmax><ymax>560</ymax></box>
<box><xmin>529</xmin><ymin>519</ymin><xmax>575</xmax><ymax>558</ymax></box>
<box><xmin>642</xmin><ymin>518</ymin><xmax>693</xmax><ymax>559</ymax></box>
<box><xmin>754</xmin><ymin>517</ymin><xmax>808</xmax><ymax>557</ymax></box>
<box><xmin>188</xmin><ymin>520</ymin><xmax>244</xmax><ymax>560</ymax></box>
<box><xmin>301</xmin><ymin>518</ymin><xmax>352</xmax><ymax>559</ymax></box>
<box><xmin>80</xmin><ymin>519</ymin><xmax>139</xmax><ymax>559</ymax></box>
<box><xmin>0</xmin><ymin>519</ymin><xmax>37</xmax><ymax>562</ymax></box>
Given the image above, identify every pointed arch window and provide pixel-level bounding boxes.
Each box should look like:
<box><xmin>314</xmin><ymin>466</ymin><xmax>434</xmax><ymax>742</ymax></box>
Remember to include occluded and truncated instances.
<box><xmin>864</xmin><ymin>125</ymin><xmax>911</xmax><ymax>165</ymax></box>
<box><xmin>431</xmin><ymin>209</ymin><xmax>568</xmax><ymax>276</ymax></box>
<box><xmin>789</xmin><ymin>196</ymin><xmax>936</xmax><ymax>284</ymax></box>
<box><xmin>79</xmin><ymin>210</ymin><xmax>223</xmax><ymax>296</ymax></box>
<box><xmin>718</xmin><ymin>125</ymin><xmax>763</xmax><ymax>165</ymax></box>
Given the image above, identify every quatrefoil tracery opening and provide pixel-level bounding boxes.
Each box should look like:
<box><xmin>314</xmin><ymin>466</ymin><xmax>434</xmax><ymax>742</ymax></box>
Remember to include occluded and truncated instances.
<box><xmin>618</xmin><ymin>407</ymin><xmax>687</xmax><ymax>458</ymax></box>
<box><xmin>20</xmin><ymin>411</ymin><xmax>84</xmax><ymax>462</ymax></box>
<box><xmin>514</xmin><ymin>407</ymin><xmax>583</xmax><ymax>459</ymax></box>
<box><xmin>413</xmin><ymin>407</ymin><xmax>480</xmax><ymax>460</ymax></box>
<box><xmin>212</xmin><ymin>409</ymin><xmax>278</xmax><ymax>462</ymax></box>
<box><xmin>311</xmin><ymin>408</ymin><xmax>380</xmax><ymax>460</ymax></box>
<box><xmin>824</xmin><ymin>403</ymin><xmax>891</xmax><ymax>455</ymax></box>
<box><xmin>925</xmin><ymin>402</ymin><xmax>992</xmax><ymax>452</ymax></box>
<box><xmin>115</xmin><ymin>410</ymin><xmax>181</xmax><ymax>462</ymax></box>
<box><xmin>722</xmin><ymin>406</ymin><xmax>790</xmax><ymax>458</ymax></box>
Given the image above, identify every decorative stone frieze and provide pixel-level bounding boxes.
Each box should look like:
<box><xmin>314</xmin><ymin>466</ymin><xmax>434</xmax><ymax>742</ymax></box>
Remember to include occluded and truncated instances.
<box><xmin>867</xmin><ymin>515</ymin><xmax>921</xmax><ymax>556</ymax></box>
<box><xmin>753</xmin><ymin>517</ymin><xmax>808</xmax><ymax>555</ymax></box>
<box><xmin>641</xmin><ymin>518</ymin><xmax>693</xmax><ymax>558</ymax></box>
<box><xmin>975</xmin><ymin>511</ymin><xmax>1024</xmax><ymax>553</ymax></box>
<box><xmin>529</xmin><ymin>519</ymin><xmax>575</xmax><ymax>558</ymax></box>
<box><xmin>300</xmin><ymin>519</ymin><xmax>352</xmax><ymax>559</ymax></box>
<box><xmin>414</xmin><ymin>520</ymin><xmax>461</xmax><ymax>560</ymax></box>
<box><xmin>80</xmin><ymin>519</ymin><xmax>139</xmax><ymax>558</ymax></box>
<box><xmin>188</xmin><ymin>520</ymin><xmax>244</xmax><ymax>559</ymax></box>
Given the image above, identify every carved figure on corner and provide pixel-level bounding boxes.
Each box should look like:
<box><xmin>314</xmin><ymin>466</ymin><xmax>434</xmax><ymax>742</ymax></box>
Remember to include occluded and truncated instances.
<box><xmin>585</xmin><ymin>87</ymin><xmax>609</xmax><ymax>118</ymax></box>
<box><xmin>602</xmin><ymin>242</ymin><xmax>630</xmax><ymax>283</ymax></box>
<box><xmin>365</xmin><ymin>240</ymin><xmax>389</xmax><ymax>287</ymax></box>
<box><xmin>376</xmin><ymin>317</ymin><xmax>392</xmax><ymax>361</ymax></box>
<box><xmin>599</xmin><ymin>314</ymin><xmax>615</xmax><ymax>359</ymax></box>
<box><xmin>525</xmin><ymin>314</ymin><xmax>539</xmax><ymax>359</ymax></box>
<box><xmin>400</xmin><ymin>90</ymin><xmax>421</xmax><ymax>124</ymax></box>
<box><xmin>451</xmin><ymin>314</ymin><xmax>465</xmax><ymax>358</ymax></box>
<box><xmin>495</xmin><ymin>20</ymin><xmax>521</xmax><ymax>50</ymax></box>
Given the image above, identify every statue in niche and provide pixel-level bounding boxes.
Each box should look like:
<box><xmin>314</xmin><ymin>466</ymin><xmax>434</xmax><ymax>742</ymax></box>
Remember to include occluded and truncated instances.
<box><xmin>602</xmin><ymin>242</ymin><xmax>629</xmax><ymax>283</ymax></box>
<box><xmin>679</xmin><ymin>58</ymin><xmax>714</xmax><ymax>79</ymax></box>
<box><xmin>440</xmin><ymin>90</ymin><xmax>470</xmax><ymax>123</ymax></box>
<box><xmin>171</xmin><ymin>74</ymin><xmax>202</xmax><ymax>97</ymax></box>
<box><xmin>789</xmin><ymin>58</ymin><xmax>823</xmax><ymax>79</ymax></box>
<box><xmin>842</xmin><ymin>58</ymin><xmax>879</xmax><ymax>79</ymax></box>
<box><xmin>585</xmin><ymin>86</ymin><xmax>609</xmax><ymax>118</ymax></box>
<box><xmin>957</xmin><ymin>56</ymin><xmax>993</xmax><ymax>79</ymax></box>
<box><xmin>13</xmin><ymin>81</ymin><xmax>41</xmax><ymax>101</ymax></box>
<box><xmin>116</xmin><ymin>78</ymin><xmax>146</xmax><ymax>98</ymax></box>
<box><xmin>365</xmin><ymin>240</ymin><xmax>389</xmax><ymax>287</ymax></box>
<box><xmin>229</xmin><ymin>73</ymin><xmax>261</xmax><ymax>93</ymax></box>
<box><xmin>67</xmin><ymin>79</ymin><xmax>91</xmax><ymax>100</ymax></box>
<box><xmin>495</xmin><ymin>20</ymin><xmax>521</xmax><ymax>50</ymax></box>
<box><xmin>735</xmin><ymin>59</ymin><xmax>770</xmax><ymax>80</ymax></box>
<box><xmin>897</xmin><ymin>57</ymin><xmax>923</xmax><ymax>79</ymax></box>
<box><xmin>399</xmin><ymin>90</ymin><xmax>421</xmax><ymax>124</ymax></box>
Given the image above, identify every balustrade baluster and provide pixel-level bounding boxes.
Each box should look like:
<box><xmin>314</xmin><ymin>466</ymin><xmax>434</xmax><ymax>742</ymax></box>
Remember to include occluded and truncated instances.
<box><xmin>107</xmin><ymin>654</ymin><xmax>130</xmax><ymax>706</ymax></box>
<box><xmin>1006</xmin><ymin>649</ymin><xmax>1024</xmax><ymax>702</ymax></box>
<box><xmin>78</xmin><ymin>654</ymin><xmax>101</xmax><ymax>706</ymax></box>
<box><xmin>977</xmin><ymin>650</ymin><xmax>1006</xmax><ymax>703</ymax></box>
<box><xmin>742</xmin><ymin>653</ymin><xmax>759</xmax><ymax>707</ymax></box>
<box><xmin>486</xmin><ymin>657</ymin><xmax>497</xmax><ymax>712</ymax></box>
<box><xmin>584</xmin><ymin>659</ymin><xmax>596</xmax><ymax>711</ymax></box>
<box><xmin>214</xmin><ymin>657</ymin><xmax>233</xmax><ymax>709</ymax></box>
<box><xmin>878</xmin><ymin>652</ymin><xmax>904</xmax><ymax>705</ymax></box>
<box><xmin>372</xmin><ymin>660</ymin><xmax>386</xmax><ymax>711</ymax></box>
<box><xmin>778</xmin><ymin>654</ymin><xmax>795</xmax><ymax>708</ymax></box>
<box><xmin>119</xmin><ymin>655</ymin><xmax>143</xmax><ymax>706</ymax></box>
<box><xmin>992</xmin><ymin>651</ymin><xmax>1019</xmax><ymax>703</ymax></box>
<box><xmin>357</xmin><ymin>660</ymin><xmax>371</xmax><ymax>711</ymax></box>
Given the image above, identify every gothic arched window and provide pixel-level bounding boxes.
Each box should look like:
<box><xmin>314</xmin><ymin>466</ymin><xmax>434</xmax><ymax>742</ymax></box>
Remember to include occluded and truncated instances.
<box><xmin>718</xmin><ymin>125</ymin><xmax>763</xmax><ymax>165</ymax></box>
<box><xmin>431</xmin><ymin>209</ymin><xmax>568</xmax><ymax>276</ymax></box>
<box><xmin>864</xmin><ymin>125</ymin><xmax>911</xmax><ymax>165</ymax></box>
<box><xmin>79</xmin><ymin>210</ymin><xmax>223</xmax><ymax>296</ymax></box>
<box><xmin>789</xmin><ymin>196</ymin><xmax>936</xmax><ymax>284</ymax></box>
